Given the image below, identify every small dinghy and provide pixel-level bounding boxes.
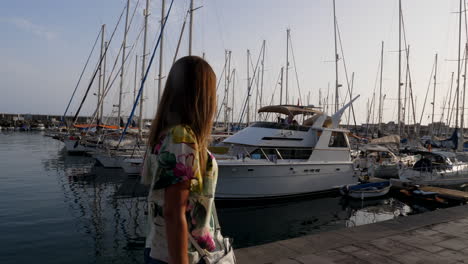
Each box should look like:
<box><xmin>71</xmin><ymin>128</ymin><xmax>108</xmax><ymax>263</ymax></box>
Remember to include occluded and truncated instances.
<box><xmin>340</xmin><ymin>181</ymin><xmax>392</xmax><ymax>199</ymax></box>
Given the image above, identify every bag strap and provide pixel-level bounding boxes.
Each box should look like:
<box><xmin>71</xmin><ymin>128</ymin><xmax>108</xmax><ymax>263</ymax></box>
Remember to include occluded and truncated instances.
<box><xmin>188</xmin><ymin>201</ymin><xmax>222</xmax><ymax>255</ymax></box>
<box><xmin>188</xmin><ymin>235</ymin><xmax>207</xmax><ymax>258</ymax></box>
<box><xmin>212</xmin><ymin>201</ymin><xmax>221</xmax><ymax>231</ymax></box>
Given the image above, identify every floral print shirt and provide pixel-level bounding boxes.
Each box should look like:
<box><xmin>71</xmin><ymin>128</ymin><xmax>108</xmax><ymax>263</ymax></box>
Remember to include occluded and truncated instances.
<box><xmin>142</xmin><ymin>125</ymin><xmax>218</xmax><ymax>262</ymax></box>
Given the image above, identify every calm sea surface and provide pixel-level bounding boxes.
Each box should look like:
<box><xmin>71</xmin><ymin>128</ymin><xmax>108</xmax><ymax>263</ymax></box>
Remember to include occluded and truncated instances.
<box><xmin>0</xmin><ymin>132</ymin><xmax>433</xmax><ymax>264</ymax></box>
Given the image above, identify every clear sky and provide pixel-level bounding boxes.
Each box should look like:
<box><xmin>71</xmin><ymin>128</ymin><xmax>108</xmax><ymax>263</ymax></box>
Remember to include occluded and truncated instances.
<box><xmin>0</xmin><ymin>0</ymin><xmax>466</xmax><ymax>125</ymax></box>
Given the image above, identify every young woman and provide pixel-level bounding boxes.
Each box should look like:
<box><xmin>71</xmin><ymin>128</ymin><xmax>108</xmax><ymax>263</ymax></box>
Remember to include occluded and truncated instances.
<box><xmin>141</xmin><ymin>56</ymin><xmax>218</xmax><ymax>264</ymax></box>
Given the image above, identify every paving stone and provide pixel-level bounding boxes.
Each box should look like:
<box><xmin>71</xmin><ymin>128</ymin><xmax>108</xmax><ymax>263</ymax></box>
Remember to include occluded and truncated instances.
<box><xmin>338</xmin><ymin>258</ymin><xmax>372</xmax><ymax>264</ymax></box>
<box><xmin>364</xmin><ymin>240</ymin><xmax>411</xmax><ymax>256</ymax></box>
<box><xmin>370</xmin><ymin>237</ymin><xmax>410</xmax><ymax>251</ymax></box>
<box><xmin>436</xmin><ymin>238</ymin><xmax>468</xmax><ymax>251</ymax></box>
<box><xmin>431</xmin><ymin>223</ymin><xmax>467</xmax><ymax>235</ymax></box>
<box><xmin>271</xmin><ymin>257</ymin><xmax>301</xmax><ymax>264</ymax></box>
<box><xmin>277</xmin><ymin>236</ymin><xmax>319</xmax><ymax>255</ymax></box>
<box><xmin>235</xmin><ymin>242</ymin><xmax>299</xmax><ymax>264</ymax></box>
<box><xmin>431</xmin><ymin>224</ymin><xmax>468</xmax><ymax>240</ymax></box>
<box><xmin>337</xmin><ymin>223</ymin><xmax>398</xmax><ymax>242</ymax></box>
<box><xmin>397</xmin><ymin>236</ymin><xmax>446</xmax><ymax>253</ymax></box>
<box><xmin>349</xmin><ymin>249</ymin><xmax>400</xmax><ymax>264</ymax></box>
<box><xmin>293</xmin><ymin>253</ymin><xmax>335</xmax><ymax>264</ymax></box>
<box><xmin>408</xmin><ymin>230</ymin><xmax>452</xmax><ymax>244</ymax></box>
<box><xmin>390</xmin><ymin>250</ymin><xmax>459</xmax><ymax>264</ymax></box>
<box><xmin>437</xmin><ymin>249</ymin><xmax>468</xmax><ymax>262</ymax></box>
<box><xmin>413</xmin><ymin>229</ymin><xmax>440</xmax><ymax>237</ymax></box>
<box><xmin>387</xmin><ymin>234</ymin><xmax>411</xmax><ymax>242</ymax></box>
<box><xmin>336</xmin><ymin>245</ymin><xmax>360</xmax><ymax>253</ymax></box>
<box><xmin>302</xmin><ymin>231</ymin><xmax>354</xmax><ymax>251</ymax></box>
<box><xmin>315</xmin><ymin>249</ymin><xmax>351</xmax><ymax>262</ymax></box>
<box><xmin>454</xmin><ymin>218</ymin><xmax>468</xmax><ymax>224</ymax></box>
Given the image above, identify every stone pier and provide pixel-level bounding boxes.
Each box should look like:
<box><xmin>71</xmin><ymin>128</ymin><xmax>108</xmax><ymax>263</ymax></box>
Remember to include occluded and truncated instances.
<box><xmin>235</xmin><ymin>204</ymin><xmax>468</xmax><ymax>263</ymax></box>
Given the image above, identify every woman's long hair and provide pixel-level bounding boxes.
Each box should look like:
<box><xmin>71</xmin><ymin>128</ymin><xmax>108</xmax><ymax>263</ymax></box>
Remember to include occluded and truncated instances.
<box><xmin>148</xmin><ymin>56</ymin><xmax>216</xmax><ymax>174</ymax></box>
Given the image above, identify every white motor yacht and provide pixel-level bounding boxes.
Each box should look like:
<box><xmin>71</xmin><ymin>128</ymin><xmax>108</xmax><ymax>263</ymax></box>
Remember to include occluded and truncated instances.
<box><xmin>214</xmin><ymin>97</ymin><xmax>360</xmax><ymax>200</ymax></box>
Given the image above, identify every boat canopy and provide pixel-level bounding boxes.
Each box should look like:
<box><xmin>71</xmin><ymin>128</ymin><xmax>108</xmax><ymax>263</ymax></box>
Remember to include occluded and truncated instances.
<box><xmin>360</xmin><ymin>145</ymin><xmax>391</xmax><ymax>153</ymax></box>
<box><xmin>258</xmin><ymin>105</ymin><xmax>322</xmax><ymax>117</ymax></box>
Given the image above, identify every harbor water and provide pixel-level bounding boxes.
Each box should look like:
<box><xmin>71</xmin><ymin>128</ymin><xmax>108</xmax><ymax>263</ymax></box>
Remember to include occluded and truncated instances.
<box><xmin>0</xmin><ymin>132</ymin><xmax>439</xmax><ymax>264</ymax></box>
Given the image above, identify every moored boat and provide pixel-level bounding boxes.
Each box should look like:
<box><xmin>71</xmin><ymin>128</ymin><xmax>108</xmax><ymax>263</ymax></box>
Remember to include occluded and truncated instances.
<box><xmin>215</xmin><ymin>97</ymin><xmax>360</xmax><ymax>200</ymax></box>
<box><xmin>340</xmin><ymin>181</ymin><xmax>392</xmax><ymax>199</ymax></box>
<box><xmin>399</xmin><ymin>151</ymin><xmax>468</xmax><ymax>185</ymax></box>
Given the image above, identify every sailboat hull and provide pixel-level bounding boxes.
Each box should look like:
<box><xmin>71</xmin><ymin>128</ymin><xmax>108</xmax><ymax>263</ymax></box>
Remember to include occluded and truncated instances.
<box><xmin>94</xmin><ymin>153</ymin><xmax>123</xmax><ymax>168</ymax></box>
<box><xmin>64</xmin><ymin>138</ymin><xmax>88</xmax><ymax>153</ymax></box>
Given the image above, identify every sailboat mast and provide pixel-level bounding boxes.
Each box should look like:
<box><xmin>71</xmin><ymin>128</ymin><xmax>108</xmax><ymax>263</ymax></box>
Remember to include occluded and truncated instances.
<box><xmin>101</xmin><ymin>41</ymin><xmax>107</xmax><ymax>122</ymax></box>
<box><xmin>231</xmin><ymin>68</ymin><xmax>236</xmax><ymax>131</ymax></box>
<box><xmin>224</xmin><ymin>50</ymin><xmax>232</xmax><ymax>127</ymax></box>
<box><xmin>134</xmin><ymin>54</ymin><xmax>138</xmax><ymax>104</ymax></box>
<box><xmin>326</xmin><ymin>82</ymin><xmax>330</xmax><ymax>113</ymax></box>
<box><xmin>431</xmin><ymin>53</ymin><xmax>438</xmax><ymax>138</ymax></box>
<box><xmin>462</xmin><ymin>43</ymin><xmax>467</xmax><ymax>146</ymax></box>
<box><xmin>333</xmin><ymin>0</ymin><xmax>339</xmax><ymax>113</ymax></box>
<box><xmin>260</xmin><ymin>40</ymin><xmax>266</xmax><ymax>110</ymax></box>
<box><xmin>97</xmin><ymin>24</ymin><xmax>105</xmax><ymax>122</ymax></box>
<box><xmin>456</xmin><ymin>0</ymin><xmax>463</xmax><ymax>150</ymax></box>
<box><xmin>157</xmin><ymin>0</ymin><xmax>166</xmax><ymax>104</ymax></box>
<box><xmin>280</xmin><ymin>67</ymin><xmax>284</xmax><ymax>105</ymax></box>
<box><xmin>347</xmin><ymin>72</ymin><xmax>354</xmax><ymax>127</ymax></box>
<box><xmin>403</xmin><ymin>45</ymin><xmax>409</xmax><ymax>134</ymax></box>
<box><xmin>397</xmin><ymin>0</ymin><xmax>402</xmax><ymax>136</ymax></box>
<box><xmin>378</xmin><ymin>41</ymin><xmax>384</xmax><ymax>132</ymax></box>
<box><xmin>246</xmin><ymin>49</ymin><xmax>251</xmax><ymax>126</ymax></box>
<box><xmin>456</xmin><ymin>0</ymin><xmax>462</xmax><ymax>130</ymax></box>
<box><xmin>285</xmin><ymin>29</ymin><xmax>290</xmax><ymax>105</ymax></box>
<box><xmin>447</xmin><ymin>72</ymin><xmax>455</xmax><ymax>136</ymax></box>
<box><xmin>139</xmin><ymin>0</ymin><xmax>150</xmax><ymax>133</ymax></box>
<box><xmin>189</xmin><ymin>0</ymin><xmax>194</xmax><ymax>55</ymax></box>
<box><xmin>118</xmin><ymin>0</ymin><xmax>130</xmax><ymax>125</ymax></box>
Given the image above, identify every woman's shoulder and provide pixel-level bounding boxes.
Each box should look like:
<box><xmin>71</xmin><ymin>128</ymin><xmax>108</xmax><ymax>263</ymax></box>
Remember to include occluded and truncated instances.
<box><xmin>169</xmin><ymin>124</ymin><xmax>197</xmax><ymax>144</ymax></box>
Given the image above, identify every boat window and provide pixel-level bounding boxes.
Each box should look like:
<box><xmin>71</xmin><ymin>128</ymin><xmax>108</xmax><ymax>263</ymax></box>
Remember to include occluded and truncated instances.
<box><xmin>251</xmin><ymin>122</ymin><xmax>310</xmax><ymax>132</ymax></box>
<box><xmin>328</xmin><ymin>132</ymin><xmax>348</xmax><ymax>148</ymax></box>
<box><xmin>262</xmin><ymin>137</ymin><xmax>303</xmax><ymax>141</ymax></box>
<box><xmin>250</xmin><ymin>147</ymin><xmax>312</xmax><ymax>160</ymax></box>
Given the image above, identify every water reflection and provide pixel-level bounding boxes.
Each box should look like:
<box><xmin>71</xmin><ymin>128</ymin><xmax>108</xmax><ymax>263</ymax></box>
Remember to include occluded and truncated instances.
<box><xmin>217</xmin><ymin>195</ymin><xmax>413</xmax><ymax>248</ymax></box>
<box><xmin>344</xmin><ymin>199</ymin><xmax>411</xmax><ymax>228</ymax></box>
<box><xmin>41</xmin><ymin>145</ymin><xmax>147</xmax><ymax>264</ymax></box>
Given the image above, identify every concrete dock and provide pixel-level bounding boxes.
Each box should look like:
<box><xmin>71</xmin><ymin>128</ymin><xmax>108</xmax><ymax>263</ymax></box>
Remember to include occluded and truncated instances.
<box><xmin>235</xmin><ymin>204</ymin><xmax>468</xmax><ymax>263</ymax></box>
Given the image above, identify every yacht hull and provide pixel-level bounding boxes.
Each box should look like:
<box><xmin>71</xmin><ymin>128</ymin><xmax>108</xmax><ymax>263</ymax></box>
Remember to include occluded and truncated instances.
<box><xmin>216</xmin><ymin>161</ymin><xmax>357</xmax><ymax>199</ymax></box>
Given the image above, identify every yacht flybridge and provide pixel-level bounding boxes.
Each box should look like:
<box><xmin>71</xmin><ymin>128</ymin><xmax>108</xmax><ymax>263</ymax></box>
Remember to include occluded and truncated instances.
<box><xmin>215</xmin><ymin>96</ymin><xmax>360</xmax><ymax>200</ymax></box>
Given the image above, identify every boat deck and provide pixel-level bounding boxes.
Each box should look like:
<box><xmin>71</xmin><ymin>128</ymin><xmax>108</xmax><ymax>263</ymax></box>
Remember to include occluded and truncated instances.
<box><xmin>234</xmin><ymin>204</ymin><xmax>468</xmax><ymax>263</ymax></box>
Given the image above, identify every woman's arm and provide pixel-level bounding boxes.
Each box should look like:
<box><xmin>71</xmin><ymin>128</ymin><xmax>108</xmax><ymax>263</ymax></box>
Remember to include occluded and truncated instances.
<box><xmin>164</xmin><ymin>180</ymin><xmax>190</xmax><ymax>264</ymax></box>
